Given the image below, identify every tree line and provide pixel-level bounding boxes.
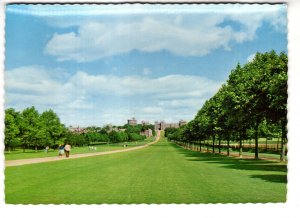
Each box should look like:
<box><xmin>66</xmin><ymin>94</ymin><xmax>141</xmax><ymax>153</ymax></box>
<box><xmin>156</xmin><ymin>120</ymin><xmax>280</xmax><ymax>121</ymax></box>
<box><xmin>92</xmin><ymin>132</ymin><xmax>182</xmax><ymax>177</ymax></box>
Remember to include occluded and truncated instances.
<box><xmin>75</xmin><ymin>123</ymin><xmax>155</xmax><ymax>145</ymax></box>
<box><xmin>166</xmin><ymin>51</ymin><xmax>287</xmax><ymax>161</ymax></box>
<box><xmin>5</xmin><ymin>106</ymin><xmax>155</xmax><ymax>151</ymax></box>
<box><xmin>5</xmin><ymin>106</ymin><xmax>66</xmax><ymax>152</ymax></box>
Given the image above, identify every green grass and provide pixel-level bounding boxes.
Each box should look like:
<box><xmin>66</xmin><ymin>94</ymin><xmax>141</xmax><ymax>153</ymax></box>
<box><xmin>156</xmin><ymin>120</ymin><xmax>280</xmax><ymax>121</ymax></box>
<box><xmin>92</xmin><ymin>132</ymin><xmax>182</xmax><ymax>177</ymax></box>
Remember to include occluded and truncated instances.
<box><xmin>5</xmin><ymin>137</ymin><xmax>155</xmax><ymax>161</ymax></box>
<box><xmin>5</xmin><ymin>135</ymin><xmax>286</xmax><ymax>204</ymax></box>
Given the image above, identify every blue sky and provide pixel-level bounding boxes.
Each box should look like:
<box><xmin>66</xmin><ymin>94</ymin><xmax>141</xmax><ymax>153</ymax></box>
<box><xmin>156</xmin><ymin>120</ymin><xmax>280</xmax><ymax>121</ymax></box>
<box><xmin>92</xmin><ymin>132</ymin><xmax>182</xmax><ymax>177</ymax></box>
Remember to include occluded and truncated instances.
<box><xmin>4</xmin><ymin>4</ymin><xmax>287</xmax><ymax>127</ymax></box>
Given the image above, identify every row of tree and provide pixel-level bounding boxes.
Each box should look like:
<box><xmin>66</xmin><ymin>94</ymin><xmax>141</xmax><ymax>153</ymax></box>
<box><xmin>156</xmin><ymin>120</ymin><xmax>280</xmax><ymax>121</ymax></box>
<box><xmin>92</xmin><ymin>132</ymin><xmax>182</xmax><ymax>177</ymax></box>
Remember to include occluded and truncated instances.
<box><xmin>5</xmin><ymin>107</ymin><xmax>66</xmax><ymax>152</ymax></box>
<box><xmin>82</xmin><ymin>124</ymin><xmax>153</xmax><ymax>144</ymax></box>
<box><xmin>167</xmin><ymin>51</ymin><xmax>287</xmax><ymax>161</ymax></box>
<box><xmin>5</xmin><ymin>106</ymin><xmax>154</xmax><ymax>151</ymax></box>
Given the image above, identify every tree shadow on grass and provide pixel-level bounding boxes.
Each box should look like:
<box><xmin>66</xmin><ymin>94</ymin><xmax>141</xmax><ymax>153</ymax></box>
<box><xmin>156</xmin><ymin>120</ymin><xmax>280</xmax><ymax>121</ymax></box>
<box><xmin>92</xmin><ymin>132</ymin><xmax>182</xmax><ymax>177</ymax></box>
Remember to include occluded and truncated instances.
<box><xmin>250</xmin><ymin>174</ymin><xmax>287</xmax><ymax>183</ymax></box>
<box><xmin>170</xmin><ymin>143</ymin><xmax>287</xmax><ymax>183</ymax></box>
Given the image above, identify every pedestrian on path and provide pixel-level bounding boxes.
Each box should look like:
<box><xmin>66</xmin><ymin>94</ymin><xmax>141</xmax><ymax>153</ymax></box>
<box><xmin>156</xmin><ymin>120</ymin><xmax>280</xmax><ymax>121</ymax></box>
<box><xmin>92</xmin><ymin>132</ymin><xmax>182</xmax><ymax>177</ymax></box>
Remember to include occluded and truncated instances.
<box><xmin>58</xmin><ymin>144</ymin><xmax>64</xmax><ymax>157</ymax></box>
<box><xmin>64</xmin><ymin>144</ymin><xmax>71</xmax><ymax>158</ymax></box>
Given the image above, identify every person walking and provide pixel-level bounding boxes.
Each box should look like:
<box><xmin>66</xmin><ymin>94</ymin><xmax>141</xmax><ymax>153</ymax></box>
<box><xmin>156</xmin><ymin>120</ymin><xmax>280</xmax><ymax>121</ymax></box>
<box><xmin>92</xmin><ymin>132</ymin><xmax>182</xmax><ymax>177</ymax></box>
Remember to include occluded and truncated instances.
<box><xmin>64</xmin><ymin>144</ymin><xmax>71</xmax><ymax>158</ymax></box>
<box><xmin>58</xmin><ymin>144</ymin><xmax>64</xmax><ymax>157</ymax></box>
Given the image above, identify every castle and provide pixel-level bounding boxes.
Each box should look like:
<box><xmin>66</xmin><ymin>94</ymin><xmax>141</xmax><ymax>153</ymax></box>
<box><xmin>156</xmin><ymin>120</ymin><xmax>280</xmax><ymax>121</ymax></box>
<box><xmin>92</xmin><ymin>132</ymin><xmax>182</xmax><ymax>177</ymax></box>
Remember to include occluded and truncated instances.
<box><xmin>154</xmin><ymin>120</ymin><xmax>187</xmax><ymax>131</ymax></box>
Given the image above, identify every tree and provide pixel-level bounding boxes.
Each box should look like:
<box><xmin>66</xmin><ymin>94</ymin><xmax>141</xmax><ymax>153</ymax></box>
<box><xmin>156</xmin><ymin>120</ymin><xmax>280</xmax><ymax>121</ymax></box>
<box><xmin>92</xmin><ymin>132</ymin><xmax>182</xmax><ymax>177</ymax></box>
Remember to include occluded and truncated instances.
<box><xmin>20</xmin><ymin>107</ymin><xmax>45</xmax><ymax>152</ymax></box>
<box><xmin>4</xmin><ymin>108</ymin><xmax>21</xmax><ymax>151</ymax></box>
<box><xmin>263</xmin><ymin>52</ymin><xmax>288</xmax><ymax>161</ymax></box>
<box><xmin>65</xmin><ymin>132</ymin><xmax>89</xmax><ymax>146</ymax></box>
<box><xmin>179</xmin><ymin>50</ymin><xmax>287</xmax><ymax>161</ymax></box>
<box><xmin>165</xmin><ymin>127</ymin><xmax>178</xmax><ymax>138</ymax></box>
<box><xmin>244</xmin><ymin>51</ymin><xmax>287</xmax><ymax>160</ymax></box>
<box><xmin>108</xmin><ymin>130</ymin><xmax>118</xmax><ymax>143</ymax></box>
<box><xmin>40</xmin><ymin>109</ymin><xmax>66</xmax><ymax>149</ymax></box>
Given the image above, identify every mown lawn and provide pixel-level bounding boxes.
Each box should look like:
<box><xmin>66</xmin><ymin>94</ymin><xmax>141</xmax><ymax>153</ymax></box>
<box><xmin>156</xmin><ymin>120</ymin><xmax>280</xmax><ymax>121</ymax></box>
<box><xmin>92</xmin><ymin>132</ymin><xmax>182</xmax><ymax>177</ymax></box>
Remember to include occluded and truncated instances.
<box><xmin>5</xmin><ymin>135</ymin><xmax>286</xmax><ymax>204</ymax></box>
<box><xmin>5</xmin><ymin>137</ymin><xmax>155</xmax><ymax>161</ymax></box>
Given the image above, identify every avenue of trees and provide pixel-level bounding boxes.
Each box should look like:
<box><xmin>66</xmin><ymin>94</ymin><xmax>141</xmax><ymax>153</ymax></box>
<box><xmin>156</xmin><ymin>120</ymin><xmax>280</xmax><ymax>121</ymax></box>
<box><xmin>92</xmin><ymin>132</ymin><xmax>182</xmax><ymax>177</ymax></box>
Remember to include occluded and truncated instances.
<box><xmin>5</xmin><ymin>106</ymin><xmax>154</xmax><ymax>151</ymax></box>
<box><xmin>167</xmin><ymin>51</ymin><xmax>287</xmax><ymax>161</ymax></box>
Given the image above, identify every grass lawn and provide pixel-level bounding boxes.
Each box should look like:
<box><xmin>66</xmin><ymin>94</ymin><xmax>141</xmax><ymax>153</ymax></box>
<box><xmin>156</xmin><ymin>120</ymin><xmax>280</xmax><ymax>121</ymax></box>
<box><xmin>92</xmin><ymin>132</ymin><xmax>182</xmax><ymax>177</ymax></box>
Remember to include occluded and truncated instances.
<box><xmin>5</xmin><ymin>135</ymin><xmax>286</xmax><ymax>204</ymax></box>
<box><xmin>5</xmin><ymin>137</ymin><xmax>155</xmax><ymax>161</ymax></box>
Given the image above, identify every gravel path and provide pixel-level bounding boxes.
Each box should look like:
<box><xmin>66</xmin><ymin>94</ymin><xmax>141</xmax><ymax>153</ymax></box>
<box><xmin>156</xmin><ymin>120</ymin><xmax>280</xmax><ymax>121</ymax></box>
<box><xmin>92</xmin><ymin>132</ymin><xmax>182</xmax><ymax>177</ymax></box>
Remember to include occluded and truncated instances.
<box><xmin>6</xmin><ymin>131</ymin><xmax>161</xmax><ymax>167</ymax></box>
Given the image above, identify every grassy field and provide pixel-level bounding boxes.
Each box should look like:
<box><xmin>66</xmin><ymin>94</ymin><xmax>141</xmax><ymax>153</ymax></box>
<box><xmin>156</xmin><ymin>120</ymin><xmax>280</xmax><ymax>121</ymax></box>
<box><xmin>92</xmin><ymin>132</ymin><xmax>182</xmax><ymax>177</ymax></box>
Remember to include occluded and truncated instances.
<box><xmin>5</xmin><ymin>137</ymin><xmax>155</xmax><ymax>161</ymax></box>
<box><xmin>5</xmin><ymin>134</ymin><xmax>286</xmax><ymax>204</ymax></box>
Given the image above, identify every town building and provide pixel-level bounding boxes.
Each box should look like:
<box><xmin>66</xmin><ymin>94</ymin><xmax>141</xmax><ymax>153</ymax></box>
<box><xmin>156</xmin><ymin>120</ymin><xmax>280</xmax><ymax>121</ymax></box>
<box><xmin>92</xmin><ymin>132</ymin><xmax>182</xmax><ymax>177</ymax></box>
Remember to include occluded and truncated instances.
<box><xmin>127</xmin><ymin>117</ymin><xmax>137</xmax><ymax>126</ymax></box>
<box><xmin>69</xmin><ymin>126</ymin><xmax>87</xmax><ymax>134</ymax></box>
<box><xmin>140</xmin><ymin>128</ymin><xmax>153</xmax><ymax>137</ymax></box>
<box><xmin>179</xmin><ymin>120</ymin><xmax>187</xmax><ymax>127</ymax></box>
<box><xmin>154</xmin><ymin>120</ymin><xmax>187</xmax><ymax>131</ymax></box>
<box><xmin>141</xmin><ymin>120</ymin><xmax>149</xmax><ymax>125</ymax></box>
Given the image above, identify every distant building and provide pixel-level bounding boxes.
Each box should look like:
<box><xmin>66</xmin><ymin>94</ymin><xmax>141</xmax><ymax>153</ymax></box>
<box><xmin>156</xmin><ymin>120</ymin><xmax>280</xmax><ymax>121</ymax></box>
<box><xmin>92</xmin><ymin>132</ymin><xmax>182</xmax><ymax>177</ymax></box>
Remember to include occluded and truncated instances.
<box><xmin>69</xmin><ymin>126</ymin><xmax>87</xmax><ymax>134</ymax></box>
<box><xmin>141</xmin><ymin>128</ymin><xmax>153</xmax><ymax>137</ymax></box>
<box><xmin>155</xmin><ymin>121</ymin><xmax>164</xmax><ymax>131</ymax></box>
<box><xmin>179</xmin><ymin>120</ymin><xmax>187</xmax><ymax>127</ymax></box>
<box><xmin>155</xmin><ymin>120</ymin><xmax>187</xmax><ymax>131</ymax></box>
<box><xmin>141</xmin><ymin>120</ymin><xmax>149</xmax><ymax>125</ymax></box>
<box><xmin>128</xmin><ymin>117</ymin><xmax>137</xmax><ymax>126</ymax></box>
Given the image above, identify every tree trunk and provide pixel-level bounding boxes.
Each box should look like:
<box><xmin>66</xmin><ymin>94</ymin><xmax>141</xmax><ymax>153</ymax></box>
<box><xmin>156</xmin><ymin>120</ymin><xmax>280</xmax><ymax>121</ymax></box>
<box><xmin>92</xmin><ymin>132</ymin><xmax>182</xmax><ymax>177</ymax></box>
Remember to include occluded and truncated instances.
<box><xmin>227</xmin><ymin>139</ymin><xmax>230</xmax><ymax>156</ymax></box>
<box><xmin>280</xmin><ymin>121</ymin><xmax>286</xmax><ymax>162</ymax></box>
<box><xmin>239</xmin><ymin>138</ymin><xmax>243</xmax><ymax>158</ymax></box>
<box><xmin>35</xmin><ymin>146</ymin><xmax>37</xmax><ymax>152</ymax></box>
<box><xmin>212</xmin><ymin>135</ymin><xmax>215</xmax><ymax>153</ymax></box>
<box><xmin>254</xmin><ymin>124</ymin><xmax>259</xmax><ymax>160</ymax></box>
<box><xmin>206</xmin><ymin>140</ymin><xmax>209</xmax><ymax>152</ymax></box>
<box><xmin>200</xmin><ymin>141</ymin><xmax>202</xmax><ymax>152</ymax></box>
<box><xmin>280</xmin><ymin>136</ymin><xmax>285</xmax><ymax>162</ymax></box>
<box><xmin>23</xmin><ymin>145</ymin><xmax>26</xmax><ymax>153</ymax></box>
<box><xmin>265</xmin><ymin>137</ymin><xmax>268</xmax><ymax>151</ymax></box>
<box><xmin>277</xmin><ymin>137</ymin><xmax>279</xmax><ymax>152</ymax></box>
<box><xmin>218</xmin><ymin>138</ymin><xmax>221</xmax><ymax>153</ymax></box>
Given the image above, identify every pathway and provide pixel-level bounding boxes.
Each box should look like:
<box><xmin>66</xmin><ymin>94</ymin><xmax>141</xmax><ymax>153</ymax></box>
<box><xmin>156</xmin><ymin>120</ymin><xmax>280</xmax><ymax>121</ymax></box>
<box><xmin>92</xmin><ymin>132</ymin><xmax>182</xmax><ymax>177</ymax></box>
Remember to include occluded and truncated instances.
<box><xmin>5</xmin><ymin>131</ymin><xmax>161</xmax><ymax>167</ymax></box>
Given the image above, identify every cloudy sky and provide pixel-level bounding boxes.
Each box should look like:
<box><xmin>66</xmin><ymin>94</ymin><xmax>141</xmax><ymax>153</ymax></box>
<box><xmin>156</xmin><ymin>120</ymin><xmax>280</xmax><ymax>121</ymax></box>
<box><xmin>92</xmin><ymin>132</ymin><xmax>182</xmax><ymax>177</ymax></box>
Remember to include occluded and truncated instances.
<box><xmin>5</xmin><ymin>4</ymin><xmax>287</xmax><ymax>127</ymax></box>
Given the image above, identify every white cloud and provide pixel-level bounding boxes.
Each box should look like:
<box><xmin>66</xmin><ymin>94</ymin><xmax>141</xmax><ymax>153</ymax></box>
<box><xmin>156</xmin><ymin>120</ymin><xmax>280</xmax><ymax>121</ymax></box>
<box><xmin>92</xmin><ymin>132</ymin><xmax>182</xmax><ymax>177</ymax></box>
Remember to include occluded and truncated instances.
<box><xmin>158</xmin><ymin>98</ymin><xmax>205</xmax><ymax>109</ymax></box>
<box><xmin>45</xmin><ymin>18</ymin><xmax>233</xmax><ymax>62</ymax></box>
<box><xmin>5</xmin><ymin>66</ymin><xmax>86</xmax><ymax>109</ymax></box>
<box><xmin>44</xmin><ymin>5</ymin><xmax>286</xmax><ymax>62</ymax></box>
<box><xmin>5</xmin><ymin>66</ymin><xmax>222</xmax><ymax>126</ymax></box>
<box><xmin>65</xmin><ymin>71</ymin><xmax>222</xmax><ymax>99</ymax></box>
<box><xmin>141</xmin><ymin>106</ymin><xmax>163</xmax><ymax>114</ymax></box>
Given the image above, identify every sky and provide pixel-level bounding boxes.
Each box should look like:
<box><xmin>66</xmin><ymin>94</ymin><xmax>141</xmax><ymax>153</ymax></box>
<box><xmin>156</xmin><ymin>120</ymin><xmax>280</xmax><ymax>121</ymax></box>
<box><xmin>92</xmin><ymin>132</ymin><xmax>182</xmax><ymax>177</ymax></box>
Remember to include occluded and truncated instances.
<box><xmin>4</xmin><ymin>4</ymin><xmax>287</xmax><ymax>127</ymax></box>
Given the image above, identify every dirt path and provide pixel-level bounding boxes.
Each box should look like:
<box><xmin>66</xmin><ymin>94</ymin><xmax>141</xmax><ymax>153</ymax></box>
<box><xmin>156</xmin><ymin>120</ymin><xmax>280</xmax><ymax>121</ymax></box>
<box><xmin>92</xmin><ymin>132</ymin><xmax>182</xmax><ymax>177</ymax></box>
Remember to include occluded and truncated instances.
<box><xmin>6</xmin><ymin>131</ymin><xmax>161</xmax><ymax>167</ymax></box>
